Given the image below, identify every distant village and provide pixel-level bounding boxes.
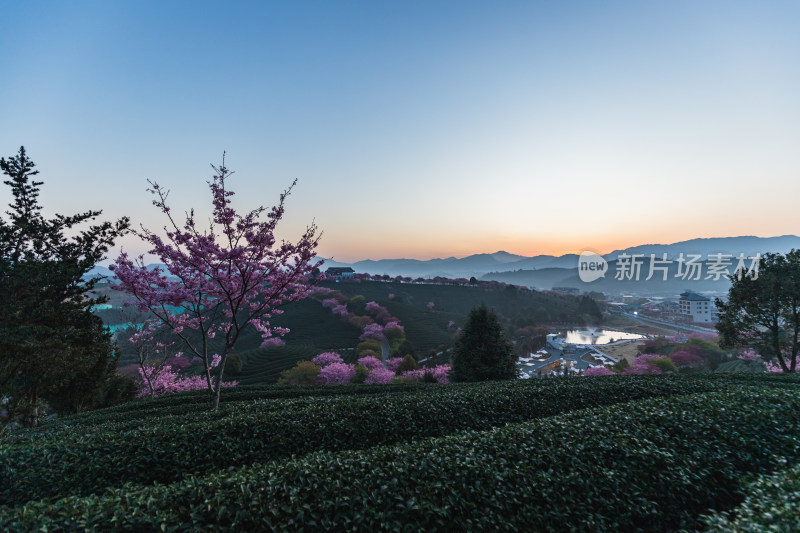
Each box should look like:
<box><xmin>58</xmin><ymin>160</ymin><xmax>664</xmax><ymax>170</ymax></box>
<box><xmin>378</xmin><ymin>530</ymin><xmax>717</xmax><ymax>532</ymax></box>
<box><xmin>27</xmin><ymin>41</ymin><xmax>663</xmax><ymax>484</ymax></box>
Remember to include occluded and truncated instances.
<box><xmin>324</xmin><ymin>266</ymin><xmax>721</xmax><ymax>379</ymax></box>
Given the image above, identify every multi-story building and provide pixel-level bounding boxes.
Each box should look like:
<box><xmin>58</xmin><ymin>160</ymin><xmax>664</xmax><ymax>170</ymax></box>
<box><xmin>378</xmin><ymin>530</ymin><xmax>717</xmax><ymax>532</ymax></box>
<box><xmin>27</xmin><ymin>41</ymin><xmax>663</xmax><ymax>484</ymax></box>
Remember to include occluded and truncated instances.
<box><xmin>679</xmin><ymin>291</ymin><xmax>713</xmax><ymax>323</ymax></box>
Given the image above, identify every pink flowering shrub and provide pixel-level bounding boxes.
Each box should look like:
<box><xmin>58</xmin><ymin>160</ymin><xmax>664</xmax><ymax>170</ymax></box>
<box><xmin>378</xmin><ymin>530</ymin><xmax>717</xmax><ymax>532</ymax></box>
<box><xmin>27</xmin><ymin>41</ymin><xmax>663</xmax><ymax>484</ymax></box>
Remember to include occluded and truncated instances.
<box><xmin>312</xmin><ymin>352</ymin><xmax>344</xmax><ymax>367</ymax></box>
<box><xmin>669</xmin><ymin>346</ymin><xmax>704</xmax><ymax>367</ymax></box>
<box><xmin>261</xmin><ymin>337</ymin><xmax>286</xmax><ymax>348</ymax></box>
<box><xmin>357</xmin><ymin>356</ymin><xmax>383</xmax><ymax>370</ymax></box>
<box><xmin>321</xmin><ymin>298</ymin><xmax>338</xmax><ymax>309</ymax></box>
<box><xmin>623</xmin><ymin>354</ymin><xmax>669</xmax><ymax>375</ymax></box>
<box><xmin>625</xmin><ymin>363</ymin><xmax>663</xmax><ymax>375</ymax></box>
<box><xmin>331</xmin><ymin>304</ymin><xmax>353</xmax><ymax>319</ymax></box>
<box><xmin>429</xmin><ymin>365</ymin><xmax>451</xmax><ymax>383</ymax></box>
<box><xmin>360</xmin><ymin>323</ymin><xmax>386</xmax><ymax>341</ymax></box>
<box><xmin>738</xmin><ymin>349</ymin><xmax>762</xmax><ymax>362</ymax></box>
<box><xmin>426</xmin><ymin>301</ymin><xmax>435</xmax><ymax>309</ymax></box>
<box><xmin>584</xmin><ymin>366</ymin><xmax>615</xmax><ymax>376</ymax></box>
<box><xmin>386</xmin><ymin>357</ymin><xmax>404</xmax><ymax>372</ymax></box>
<box><xmin>318</xmin><ymin>362</ymin><xmax>356</xmax><ymax>384</ymax></box>
<box><xmin>309</xmin><ymin>286</ymin><xmax>333</xmax><ymax>298</ymax></box>
<box><xmin>365</xmin><ymin>301</ymin><xmax>382</xmax><ymax>314</ymax></box>
<box><xmin>399</xmin><ymin>369</ymin><xmax>426</xmax><ymax>383</ymax></box>
<box><xmin>383</xmin><ymin>321</ymin><xmax>404</xmax><ymax>333</ymax></box>
<box><xmin>388</xmin><ymin>293</ymin><xmax>395</xmax><ymax>300</ymax></box>
<box><xmin>137</xmin><ymin>363</ymin><xmax>237</xmax><ymax>398</ymax></box>
<box><xmin>364</xmin><ymin>367</ymin><xmax>395</xmax><ymax>384</ymax></box>
<box><xmin>765</xmin><ymin>361</ymin><xmax>784</xmax><ymax>373</ymax></box>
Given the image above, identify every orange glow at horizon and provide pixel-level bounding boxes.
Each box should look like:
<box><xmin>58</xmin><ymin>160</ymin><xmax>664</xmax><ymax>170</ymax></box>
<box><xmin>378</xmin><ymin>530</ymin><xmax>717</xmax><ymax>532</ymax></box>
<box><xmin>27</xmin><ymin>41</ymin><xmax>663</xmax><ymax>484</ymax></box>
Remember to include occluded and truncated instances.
<box><xmin>317</xmin><ymin>228</ymin><xmax>799</xmax><ymax>264</ymax></box>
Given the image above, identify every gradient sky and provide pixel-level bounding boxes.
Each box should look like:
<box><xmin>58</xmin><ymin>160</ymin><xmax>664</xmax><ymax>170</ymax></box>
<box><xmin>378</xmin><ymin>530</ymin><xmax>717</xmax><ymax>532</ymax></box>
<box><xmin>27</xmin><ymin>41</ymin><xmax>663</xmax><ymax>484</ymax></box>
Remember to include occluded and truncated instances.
<box><xmin>2</xmin><ymin>1</ymin><xmax>799</xmax><ymax>263</ymax></box>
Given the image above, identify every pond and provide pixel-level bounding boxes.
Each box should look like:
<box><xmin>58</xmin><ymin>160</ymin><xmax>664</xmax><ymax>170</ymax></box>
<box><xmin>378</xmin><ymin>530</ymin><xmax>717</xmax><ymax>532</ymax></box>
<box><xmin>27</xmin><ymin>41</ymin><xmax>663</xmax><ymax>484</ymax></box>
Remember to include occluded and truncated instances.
<box><xmin>563</xmin><ymin>329</ymin><xmax>646</xmax><ymax>345</ymax></box>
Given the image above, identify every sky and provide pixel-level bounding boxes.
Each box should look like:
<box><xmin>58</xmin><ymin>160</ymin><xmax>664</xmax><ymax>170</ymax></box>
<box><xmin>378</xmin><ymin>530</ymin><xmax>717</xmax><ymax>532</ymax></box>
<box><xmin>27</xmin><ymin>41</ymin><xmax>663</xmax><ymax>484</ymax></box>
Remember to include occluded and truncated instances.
<box><xmin>1</xmin><ymin>1</ymin><xmax>799</xmax><ymax>263</ymax></box>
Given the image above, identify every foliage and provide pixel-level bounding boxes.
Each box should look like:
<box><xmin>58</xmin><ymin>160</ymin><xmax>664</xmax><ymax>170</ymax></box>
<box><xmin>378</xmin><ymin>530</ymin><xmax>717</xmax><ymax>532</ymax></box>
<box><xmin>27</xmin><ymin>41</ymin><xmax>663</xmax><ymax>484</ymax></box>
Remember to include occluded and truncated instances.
<box><xmin>317</xmin><ymin>362</ymin><xmax>356</xmax><ymax>385</ymax></box>
<box><xmin>584</xmin><ymin>366</ymin><xmax>615</xmax><ymax>376</ymax></box>
<box><xmin>396</xmin><ymin>354</ymin><xmax>419</xmax><ymax>373</ymax></box>
<box><xmin>640</xmin><ymin>336</ymin><xmax>676</xmax><ymax>356</ymax></box>
<box><xmin>3</xmin><ymin>379</ymin><xmax>799</xmax><ymax>531</ymax></box>
<box><xmin>363</xmin><ymin>367</ymin><xmax>395</xmax><ymax>384</ymax></box>
<box><xmin>385</xmin><ymin>357</ymin><xmax>404</xmax><ymax>373</ymax></box>
<box><xmin>625</xmin><ymin>354</ymin><xmax>665</xmax><ymax>375</ymax></box>
<box><xmin>668</xmin><ymin>345</ymin><xmax>704</xmax><ymax>368</ymax></box>
<box><xmin>356</xmin><ymin>356</ymin><xmax>382</xmax><ymax>370</ymax></box>
<box><xmin>311</xmin><ymin>352</ymin><xmax>343</xmax><ymax>367</ymax></box>
<box><xmin>357</xmin><ymin>340</ymin><xmax>382</xmax><ymax>355</ymax></box>
<box><xmin>351</xmin><ymin>364</ymin><xmax>369</xmax><ymax>384</ymax></box>
<box><xmin>224</xmin><ymin>353</ymin><xmax>243</xmax><ymax>375</ymax></box>
<box><xmin>611</xmin><ymin>358</ymin><xmax>630</xmax><ymax>373</ymax></box>
<box><xmin>703</xmin><ymin>461</ymin><xmax>800</xmax><ymax>532</ymax></box>
<box><xmin>111</xmin><ymin>156</ymin><xmax>321</xmax><ymax>408</ymax></box>
<box><xmin>136</xmin><ymin>357</ymin><xmax>237</xmax><ymax>398</ymax></box>
<box><xmin>650</xmin><ymin>357</ymin><xmax>678</xmax><ymax>373</ymax></box>
<box><xmin>716</xmin><ymin>250</ymin><xmax>800</xmax><ymax>372</ymax></box>
<box><xmin>0</xmin><ymin>374</ymin><xmax>763</xmax><ymax>505</ymax></box>
<box><xmin>277</xmin><ymin>361</ymin><xmax>320</xmax><ymax>386</ymax></box>
<box><xmin>0</xmin><ymin>147</ymin><xmax>130</xmax><ymax>422</ymax></box>
<box><xmin>452</xmin><ymin>304</ymin><xmax>516</xmax><ymax>381</ymax></box>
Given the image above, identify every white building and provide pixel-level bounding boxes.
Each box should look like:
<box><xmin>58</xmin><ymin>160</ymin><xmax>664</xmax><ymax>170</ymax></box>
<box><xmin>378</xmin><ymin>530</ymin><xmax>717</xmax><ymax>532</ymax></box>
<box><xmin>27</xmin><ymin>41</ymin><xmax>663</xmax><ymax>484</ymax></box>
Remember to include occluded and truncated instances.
<box><xmin>325</xmin><ymin>267</ymin><xmax>355</xmax><ymax>281</ymax></box>
<box><xmin>679</xmin><ymin>291</ymin><xmax>713</xmax><ymax>323</ymax></box>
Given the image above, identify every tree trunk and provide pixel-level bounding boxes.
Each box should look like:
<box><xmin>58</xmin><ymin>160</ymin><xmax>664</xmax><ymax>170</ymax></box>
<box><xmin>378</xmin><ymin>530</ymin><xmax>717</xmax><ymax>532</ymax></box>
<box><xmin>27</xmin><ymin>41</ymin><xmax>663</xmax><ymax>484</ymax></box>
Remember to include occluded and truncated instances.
<box><xmin>211</xmin><ymin>354</ymin><xmax>228</xmax><ymax>410</ymax></box>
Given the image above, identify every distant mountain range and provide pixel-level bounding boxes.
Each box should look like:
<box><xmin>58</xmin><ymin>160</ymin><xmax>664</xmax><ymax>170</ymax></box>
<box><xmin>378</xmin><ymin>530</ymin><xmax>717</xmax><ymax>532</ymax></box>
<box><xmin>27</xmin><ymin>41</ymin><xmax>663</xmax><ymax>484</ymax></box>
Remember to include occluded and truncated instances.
<box><xmin>322</xmin><ymin>235</ymin><xmax>800</xmax><ymax>281</ymax></box>
<box><xmin>319</xmin><ymin>235</ymin><xmax>800</xmax><ymax>297</ymax></box>
<box><xmin>90</xmin><ymin>235</ymin><xmax>800</xmax><ymax>297</ymax></box>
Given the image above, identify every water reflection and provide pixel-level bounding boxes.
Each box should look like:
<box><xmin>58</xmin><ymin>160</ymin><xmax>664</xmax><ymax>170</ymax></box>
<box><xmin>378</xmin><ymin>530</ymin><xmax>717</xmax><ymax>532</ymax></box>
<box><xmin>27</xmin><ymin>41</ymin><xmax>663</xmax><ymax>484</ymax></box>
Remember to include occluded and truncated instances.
<box><xmin>564</xmin><ymin>329</ymin><xmax>645</xmax><ymax>345</ymax></box>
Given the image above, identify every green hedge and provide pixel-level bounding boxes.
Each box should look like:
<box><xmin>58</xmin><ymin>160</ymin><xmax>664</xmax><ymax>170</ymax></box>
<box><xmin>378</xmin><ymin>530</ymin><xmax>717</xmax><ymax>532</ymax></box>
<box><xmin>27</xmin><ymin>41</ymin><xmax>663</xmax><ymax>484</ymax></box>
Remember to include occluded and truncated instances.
<box><xmin>0</xmin><ymin>376</ymin><xmax>741</xmax><ymax>505</ymax></box>
<box><xmin>2</xmin><ymin>387</ymin><xmax>799</xmax><ymax>531</ymax></box>
<box><xmin>702</xmin><ymin>461</ymin><xmax>800</xmax><ymax>532</ymax></box>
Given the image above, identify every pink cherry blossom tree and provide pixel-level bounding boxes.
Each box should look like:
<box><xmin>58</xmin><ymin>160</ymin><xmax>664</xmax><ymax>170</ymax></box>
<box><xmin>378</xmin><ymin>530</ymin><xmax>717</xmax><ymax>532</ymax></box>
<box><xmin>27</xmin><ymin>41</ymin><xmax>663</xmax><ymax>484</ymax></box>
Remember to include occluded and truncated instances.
<box><xmin>312</xmin><ymin>352</ymin><xmax>344</xmax><ymax>367</ymax></box>
<box><xmin>112</xmin><ymin>156</ymin><xmax>321</xmax><ymax>409</ymax></box>
<box><xmin>584</xmin><ymin>366</ymin><xmax>615</xmax><ymax>376</ymax></box>
<box><xmin>357</xmin><ymin>355</ymin><xmax>383</xmax><ymax>370</ymax></box>
<box><xmin>364</xmin><ymin>367</ymin><xmax>395</xmax><ymax>384</ymax></box>
<box><xmin>318</xmin><ymin>362</ymin><xmax>356</xmax><ymax>384</ymax></box>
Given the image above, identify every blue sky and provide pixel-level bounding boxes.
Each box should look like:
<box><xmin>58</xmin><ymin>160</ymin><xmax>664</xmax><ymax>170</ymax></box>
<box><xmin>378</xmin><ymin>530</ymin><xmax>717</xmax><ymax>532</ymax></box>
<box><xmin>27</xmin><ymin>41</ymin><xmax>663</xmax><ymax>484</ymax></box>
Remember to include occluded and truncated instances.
<box><xmin>2</xmin><ymin>1</ymin><xmax>799</xmax><ymax>262</ymax></box>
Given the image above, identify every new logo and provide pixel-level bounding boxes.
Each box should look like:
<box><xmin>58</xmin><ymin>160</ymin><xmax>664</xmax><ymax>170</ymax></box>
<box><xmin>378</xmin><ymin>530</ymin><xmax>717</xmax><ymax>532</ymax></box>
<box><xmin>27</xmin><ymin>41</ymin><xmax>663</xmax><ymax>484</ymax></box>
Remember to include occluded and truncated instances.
<box><xmin>578</xmin><ymin>251</ymin><xmax>607</xmax><ymax>282</ymax></box>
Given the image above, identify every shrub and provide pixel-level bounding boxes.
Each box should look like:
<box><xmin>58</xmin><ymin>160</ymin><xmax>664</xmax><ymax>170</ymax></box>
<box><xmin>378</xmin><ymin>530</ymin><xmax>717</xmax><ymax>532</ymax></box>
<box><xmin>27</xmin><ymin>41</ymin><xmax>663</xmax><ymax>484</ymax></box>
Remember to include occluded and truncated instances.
<box><xmin>4</xmin><ymin>385</ymin><xmax>800</xmax><ymax>531</ymax></box>
<box><xmin>702</xmin><ymin>461</ymin><xmax>800</xmax><ymax>532</ymax></box>
<box><xmin>224</xmin><ymin>353</ymin><xmax>243</xmax><ymax>375</ymax></box>
<box><xmin>318</xmin><ymin>362</ymin><xmax>356</xmax><ymax>385</ymax></box>
<box><xmin>357</xmin><ymin>356</ymin><xmax>383</xmax><ymax>370</ymax></box>
<box><xmin>364</xmin><ymin>367</ymin><xmax>395</xmax><ymax>384</ymax></box>
<box><xmin>0</xmin><ymin>375</ymin><xmax>756</xmax><ymax>505</ymax></box>
<box><xmin>357</xmin><ymin>340</ymin><xmax>382</xmax><ymax>355</ymax></box>
<box><xmin>650</xmin><ymin>357</ymin><xmax>678</xmax><ymax>373</ymax></box>
<box><xmin>277</xmin><ymin>361</ymin><xmax>320</xmax><ymax>386</ymax></box>
<box><xmin>584</xmin><ymin>366</ymin><xmax>615</xmax><ymax>376</ymax></box>
<box><xmin>386</xmin><ymin>357</ymin><xmax>404</xmax><ymax>373</ymax></box>
<box><xmin>397</xmin><ymin>354</ymin><xmax>419</xmax><ymax>373</ymax></box>
<box><xmin>311</xmin><ymin>352</ymin><xmax>343</xmax><ymax>368</ymax></box>
<box><xmin>351</xmin><ymin>365</ymin><xmax>369</xmax><ymax>384</ymax></box>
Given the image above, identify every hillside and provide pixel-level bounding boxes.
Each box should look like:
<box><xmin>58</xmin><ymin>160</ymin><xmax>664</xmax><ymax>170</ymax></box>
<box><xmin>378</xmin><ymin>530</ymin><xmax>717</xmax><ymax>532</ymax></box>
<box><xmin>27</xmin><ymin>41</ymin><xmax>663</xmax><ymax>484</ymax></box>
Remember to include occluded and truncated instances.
<box><xmin>106</xmin><ymin>279</ymin><xmax>603</xmax><ymax>384</ymax></box>
<box><xmin>2</xmin><ymin>374</ymin><xmax>798</xmax><ymax>531</ymax></box>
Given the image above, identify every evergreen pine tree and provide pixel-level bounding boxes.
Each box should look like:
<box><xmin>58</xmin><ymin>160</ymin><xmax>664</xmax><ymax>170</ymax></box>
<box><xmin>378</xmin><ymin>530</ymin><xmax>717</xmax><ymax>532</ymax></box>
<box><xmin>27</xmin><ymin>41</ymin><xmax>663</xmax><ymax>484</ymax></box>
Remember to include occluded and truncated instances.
<box><xmin>452</xmin><ymin>304</ymin><xmax>516</xmax><ymax>381</ymax></box>
<box><xmin>0</xmin><ymin>147</ymin><xmax>131</xmax><ymax>424</ymax></box>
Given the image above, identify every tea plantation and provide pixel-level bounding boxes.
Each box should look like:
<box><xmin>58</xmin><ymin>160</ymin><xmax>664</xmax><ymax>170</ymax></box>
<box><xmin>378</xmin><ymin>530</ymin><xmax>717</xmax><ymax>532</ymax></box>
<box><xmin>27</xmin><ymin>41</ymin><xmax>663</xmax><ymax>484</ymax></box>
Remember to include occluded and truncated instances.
<box><xmin>104</xmin><ymin>279</ymin><xmax>600</xmax><ymax>383</ymax></box>
<box><xmin>2</xmin><ymin>374</ymin><xmax>799</xmax><ymax>531</ymax></box>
